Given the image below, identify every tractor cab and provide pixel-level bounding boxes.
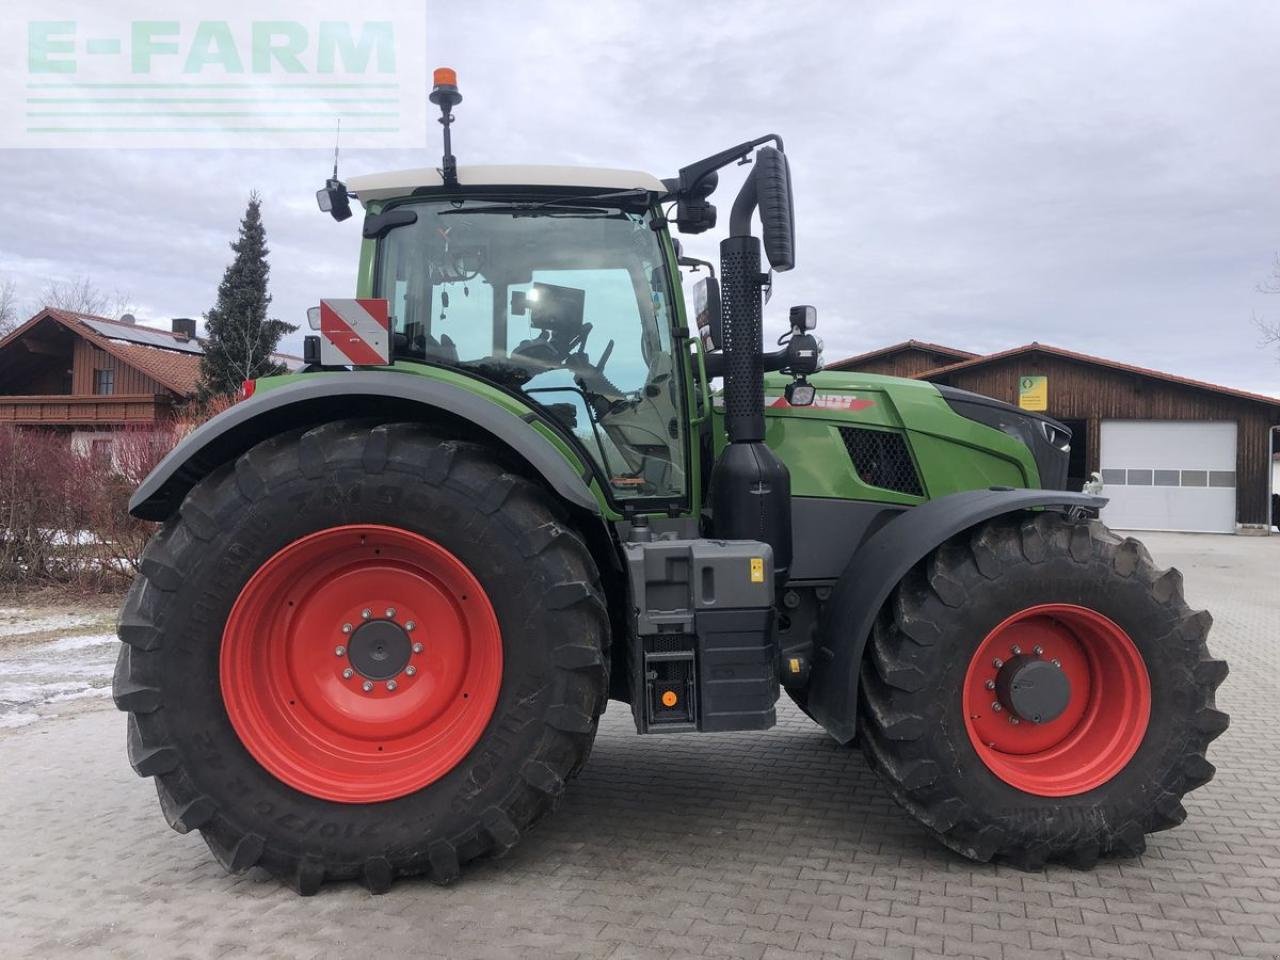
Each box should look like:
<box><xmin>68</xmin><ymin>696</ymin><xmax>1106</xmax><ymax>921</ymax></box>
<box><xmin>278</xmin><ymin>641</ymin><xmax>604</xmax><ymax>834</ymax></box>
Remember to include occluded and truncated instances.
<box><xmin>308</xmin><ymin>68</ymin><xmax>821</xmax><ymax>551</ymax></box>
<box><xmin>346</xmin><ymin>166</ymin><xmax>688</xmax><ymax>502</ymax></box>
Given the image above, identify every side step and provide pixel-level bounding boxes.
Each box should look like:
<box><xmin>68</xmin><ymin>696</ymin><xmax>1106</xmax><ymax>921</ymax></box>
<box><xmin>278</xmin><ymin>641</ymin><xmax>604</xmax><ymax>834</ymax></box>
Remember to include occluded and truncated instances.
<box><xmin>624</xmin><ymin>539</ymin><xmax>778</xmax><ymax>734</ymax></box>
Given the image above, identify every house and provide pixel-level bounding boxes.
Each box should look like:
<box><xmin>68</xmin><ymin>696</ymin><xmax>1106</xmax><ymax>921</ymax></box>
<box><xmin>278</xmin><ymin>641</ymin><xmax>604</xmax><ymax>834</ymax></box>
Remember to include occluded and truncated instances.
<box><xmin>0</xmin><ymin>306</ymin><xmax>300</xmax><ymax>460</ymax></box>
<box><xmin>828</xmin><ymin>340</ymin><xmax>1280</xmax><ymax>534</ymax></box>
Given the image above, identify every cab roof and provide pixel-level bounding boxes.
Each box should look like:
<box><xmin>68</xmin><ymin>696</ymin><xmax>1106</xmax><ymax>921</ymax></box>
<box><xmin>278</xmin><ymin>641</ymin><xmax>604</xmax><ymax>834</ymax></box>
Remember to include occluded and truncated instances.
<box><xmin>347</xmin><ymin>164</ymin><xmax>668</xmax><ymax>204</ymax></box>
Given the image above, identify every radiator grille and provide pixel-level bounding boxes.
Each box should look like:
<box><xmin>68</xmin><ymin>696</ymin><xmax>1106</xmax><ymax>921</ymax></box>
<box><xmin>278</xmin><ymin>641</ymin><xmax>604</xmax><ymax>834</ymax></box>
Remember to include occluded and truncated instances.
<box><xmin>839</xmin><ymin>427</ymin><xmax>924</xmax><ymax>496</ymax></box>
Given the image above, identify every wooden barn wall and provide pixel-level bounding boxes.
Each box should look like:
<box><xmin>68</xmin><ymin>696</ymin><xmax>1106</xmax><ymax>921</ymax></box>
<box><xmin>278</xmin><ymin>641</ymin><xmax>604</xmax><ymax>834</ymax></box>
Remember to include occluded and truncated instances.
<box><xmin>839</xmin><ymin>348</ymin><xmax>969</xmax><ymax>378</ymax></box>
<box><xmin>72</xmin><ymin>340</ymin><xmax>166</xmax><ymax>397</ymax></box>
<box><xmin>928</xmin><ymin>354</ymin><xmax>1280</xmax><ymax>526</ymax></box>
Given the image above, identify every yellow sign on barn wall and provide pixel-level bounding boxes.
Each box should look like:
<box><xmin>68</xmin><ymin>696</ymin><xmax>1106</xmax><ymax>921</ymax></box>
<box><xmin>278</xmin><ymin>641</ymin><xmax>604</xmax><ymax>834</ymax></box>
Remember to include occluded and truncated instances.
<box><xmin>1018</xmin><ymin>375</ymin><xmax>1048</xmax><ymax>411</ymax></box>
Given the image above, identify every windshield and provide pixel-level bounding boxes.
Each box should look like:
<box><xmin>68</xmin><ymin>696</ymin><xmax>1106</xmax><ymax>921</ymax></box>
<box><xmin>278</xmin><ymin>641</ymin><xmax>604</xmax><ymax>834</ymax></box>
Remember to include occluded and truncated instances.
<box><xmin>375</xmin><ymin>199</ymin><xmax>686</xmax><ymax>501</ymax></box>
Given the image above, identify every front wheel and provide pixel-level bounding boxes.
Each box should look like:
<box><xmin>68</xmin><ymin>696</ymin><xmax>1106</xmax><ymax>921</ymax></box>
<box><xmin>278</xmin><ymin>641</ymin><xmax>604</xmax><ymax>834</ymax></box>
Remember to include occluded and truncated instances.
<box><xmin>113</xmin><ymin>422</ymin><xmax>609</xmax><ymax>893</ymax></box>
<box><xmin>856</xmin><ymin>513</ymin><xmax>1228</xmax><ymax>869</ymax></box>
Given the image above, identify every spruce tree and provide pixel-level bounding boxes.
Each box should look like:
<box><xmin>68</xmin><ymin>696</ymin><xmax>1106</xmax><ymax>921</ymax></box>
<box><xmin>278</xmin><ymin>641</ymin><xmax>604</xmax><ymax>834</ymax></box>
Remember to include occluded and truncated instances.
<box><xmin>198</xmin><ymin>193</ymin><xmax>296</xmax><ymax>399</ymax></box>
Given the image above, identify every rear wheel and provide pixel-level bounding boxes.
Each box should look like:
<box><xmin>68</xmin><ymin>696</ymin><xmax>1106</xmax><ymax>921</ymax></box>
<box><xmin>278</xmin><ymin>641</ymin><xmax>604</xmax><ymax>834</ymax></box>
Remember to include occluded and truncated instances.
<box><xmin>114</xmin><ymin>422</ymin><xmax>609</xmax><ymax>893</ymax></box>
<box><xmin>857</xmin><ymin>513</ymin><xmax>1228</xmax><ymax>869</ymax></box>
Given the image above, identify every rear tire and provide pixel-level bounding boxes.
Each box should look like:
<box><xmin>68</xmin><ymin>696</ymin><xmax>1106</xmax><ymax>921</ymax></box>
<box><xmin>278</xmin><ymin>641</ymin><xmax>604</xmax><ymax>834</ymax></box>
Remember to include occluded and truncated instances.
<box><xmin>113</xmin><ymin>421</ymin><xmax>609</xmax><ymax>893</ymax></box>
<box><xmin>857</xmin><ymin>512</ymin><xmax>1228</xmax><ymax>869</ymax></box>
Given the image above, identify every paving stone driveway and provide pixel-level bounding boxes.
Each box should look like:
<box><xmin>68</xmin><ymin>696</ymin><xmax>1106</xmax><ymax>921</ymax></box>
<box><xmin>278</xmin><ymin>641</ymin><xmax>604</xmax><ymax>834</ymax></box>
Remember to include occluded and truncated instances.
<box><xmin>1</xmin><ymin>532</ymin><xmax>1277</xmax><ymax>960</ymax></box>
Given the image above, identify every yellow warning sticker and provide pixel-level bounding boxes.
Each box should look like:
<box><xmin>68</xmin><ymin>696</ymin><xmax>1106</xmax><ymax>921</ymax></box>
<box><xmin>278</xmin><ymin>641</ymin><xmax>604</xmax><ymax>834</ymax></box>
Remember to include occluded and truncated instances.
<box><xmin>750</xmin><ymin>557</ymin><xmax>765</xmax><ymax>583</ymax></box>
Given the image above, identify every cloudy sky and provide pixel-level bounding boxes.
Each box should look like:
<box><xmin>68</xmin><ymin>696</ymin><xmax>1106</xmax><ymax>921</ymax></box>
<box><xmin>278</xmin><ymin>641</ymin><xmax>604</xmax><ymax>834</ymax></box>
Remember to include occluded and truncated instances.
<box><xmin>2</xmin><ymin>0</ymin><xmax>1279</xmax><ymax>393</ymax></box>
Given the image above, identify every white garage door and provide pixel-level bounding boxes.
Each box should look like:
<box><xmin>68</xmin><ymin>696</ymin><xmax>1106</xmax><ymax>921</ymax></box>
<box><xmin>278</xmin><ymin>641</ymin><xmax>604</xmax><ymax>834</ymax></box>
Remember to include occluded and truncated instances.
<box><xmin>1099</xmin><ymin>421</ymin><xmax>1237</xmax><ymax>534</ymax></box>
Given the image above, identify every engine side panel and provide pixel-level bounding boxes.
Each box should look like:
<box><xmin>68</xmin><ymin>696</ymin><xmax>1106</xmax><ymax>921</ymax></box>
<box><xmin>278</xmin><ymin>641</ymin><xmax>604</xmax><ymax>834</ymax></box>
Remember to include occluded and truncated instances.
<box><xmin>712</xmin><ymin>371</ymin><xmax>1045</xmax><ymax>504</ymax></box>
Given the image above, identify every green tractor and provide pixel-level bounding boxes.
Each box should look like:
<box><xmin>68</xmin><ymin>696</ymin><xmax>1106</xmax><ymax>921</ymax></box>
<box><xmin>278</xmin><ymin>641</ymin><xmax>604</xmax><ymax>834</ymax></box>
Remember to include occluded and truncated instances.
<box><xmin>114</xmin><ymin>71</ymin><xmax>1227</xmax><ymax>894</ymax></box>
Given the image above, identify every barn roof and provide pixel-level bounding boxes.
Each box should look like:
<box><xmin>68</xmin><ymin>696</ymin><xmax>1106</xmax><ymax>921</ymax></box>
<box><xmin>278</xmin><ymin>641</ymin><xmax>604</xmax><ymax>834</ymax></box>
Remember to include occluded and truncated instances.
<box><xmin>916</xmin><ymin>342</ymin><xmax>1280</xmax><ymax>409</ymax></box>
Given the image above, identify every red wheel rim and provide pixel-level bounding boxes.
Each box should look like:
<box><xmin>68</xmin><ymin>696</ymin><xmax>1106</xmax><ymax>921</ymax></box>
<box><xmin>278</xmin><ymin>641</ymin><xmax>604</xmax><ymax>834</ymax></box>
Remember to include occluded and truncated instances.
<box><xmin>962</xmin><ymin>603</ymin><xmax>1150</xmax><ymax>797</ymax></box>
<box><xmin>220</xmin><ymin>525</ymin><xmax>503</xmax><ymax>803</ymax></box>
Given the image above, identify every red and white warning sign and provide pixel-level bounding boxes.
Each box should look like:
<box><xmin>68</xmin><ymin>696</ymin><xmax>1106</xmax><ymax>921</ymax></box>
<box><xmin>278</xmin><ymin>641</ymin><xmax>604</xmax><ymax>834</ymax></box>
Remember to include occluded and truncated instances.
<box><xmin>320</xmin><ymin>299</ymin><xmax>390</xmax><ymax>366</ymax></box>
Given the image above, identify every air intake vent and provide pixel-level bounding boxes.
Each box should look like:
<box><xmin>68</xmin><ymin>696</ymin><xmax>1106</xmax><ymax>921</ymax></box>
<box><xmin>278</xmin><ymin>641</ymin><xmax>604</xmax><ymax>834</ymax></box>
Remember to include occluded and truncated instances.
<box><xmin>838</xmin><ymin>427</ymin><xmax>924</xmax><ymax>497</ymax></box>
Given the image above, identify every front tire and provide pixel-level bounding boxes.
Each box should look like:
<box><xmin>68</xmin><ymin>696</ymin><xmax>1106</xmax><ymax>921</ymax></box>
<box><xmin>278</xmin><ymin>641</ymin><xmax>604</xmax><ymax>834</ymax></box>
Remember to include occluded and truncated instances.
<box><xmin>113</xmin><ymin>422</ymin><xmax>609</xmax><ymax>893</ymax></box>
<box><xmin>857</xmin><ymin>513</ymin><xmax>1228</xmax><ymax>869</ymax></box>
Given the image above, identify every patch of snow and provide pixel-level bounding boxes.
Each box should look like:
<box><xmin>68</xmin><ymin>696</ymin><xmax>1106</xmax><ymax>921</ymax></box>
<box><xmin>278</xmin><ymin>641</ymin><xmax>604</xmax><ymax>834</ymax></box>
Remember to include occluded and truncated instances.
<box><xmin>0</xmin><ymin>628</ymin><xmax>118</xmax><ymax>727</ymax></box>
<box><xmin>45</xmin><ymin>684</ymin><xmax>112</xmax><ymax>705</ymax></box>
<box><xmin>0</xmin><ymin>614</ymin><xmax>98</xmax><ymax>638</ymax></box>
<box><xmin>43</xmin><ymin>632</ymin><xmax>118</xmax><ymax>653</ymax></box>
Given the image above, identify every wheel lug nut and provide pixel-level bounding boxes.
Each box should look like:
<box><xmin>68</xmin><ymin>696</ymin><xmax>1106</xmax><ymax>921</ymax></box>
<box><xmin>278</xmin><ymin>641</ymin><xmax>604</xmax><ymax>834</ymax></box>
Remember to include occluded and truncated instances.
<box><xmin>1033</xmin><ymin>645</ymin><xmax>1044</xmax><ymax>656</ymax></box>
<box><xmin>412</xmin><ymin>642</ymin><xmax>423</xmax><ymax>654</ymax></box>
<box><xmin>1011</xmin><ymin>645</ymin><xmax>1021</xmax><ymax>656</ymax></box>
<box><xmin>361</xmin><ymin>608</ymin><xmax>372</xmax><ymax>620</ymax></box>
<box><xmin>1009</xmin><ymin>716</ymin><xmax>1020</xmax><ymax>725</ymax></box>
<box><xmin>1052</xmin><ymin>658</ymin><xmax>1061</xmax><ymax>667</ymax></box>
<box><xmin>386</xmin><ymin>680</ymin><xmax>397</xmax><ymax>691</ymax></box>
<box><xmin>341</xmin><ymin>623</ymin><xmax>352</xmax><ymax>634</ymax></box>
<box><xmin>405</xmin><ymin>620</ymin><xmax>416</xmax><ymax>632</ymax></box>
<box><xmin>991</xmin><ymin>701</ymin><xmax>1002</xmax><ymax>712</ymax></box>
<box><xmin>385</xmin><ymin>607</ymin><xmax>396</xmax><ymax>619</ymax></box>
<box><xmin>992</xmin><ymin>658</ymin><xmax>1004</xmax><ymax>669</ymax></box>
<box><xmin>985</xmin><ymin>679</ymin><xmax>995</xmax><ymax>690</ymax></box>
<box><xmin>335</xmin><ymin>645</ymin><xmax>346</xmax><ymax>657</ymax></box>
<box><xmin>342</xmin><ymin>667</ymin><xmax>354</xmax><ymax>679</ymax></box>
<box><xmin>362</xmin><ymin>680</ymin><xmax>373</xmax><ymax>692</ymax></box>
<box><xmin>405</xmin><ymin>665</ymin><xmax>417</xmax><ymax>676</ymax></box>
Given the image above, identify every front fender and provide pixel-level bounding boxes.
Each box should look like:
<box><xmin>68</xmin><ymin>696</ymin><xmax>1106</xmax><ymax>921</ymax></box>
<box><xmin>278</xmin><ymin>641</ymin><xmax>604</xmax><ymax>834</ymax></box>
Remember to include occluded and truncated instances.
<box><xmin>806</xmin><ymin>487</ymin><xmax>1106</xmax><ymax>744</ymax></box>
<box><xmin>131</xmin><ymin>372</ymin><xmax>603</xmax><ymax>520</ymax></box>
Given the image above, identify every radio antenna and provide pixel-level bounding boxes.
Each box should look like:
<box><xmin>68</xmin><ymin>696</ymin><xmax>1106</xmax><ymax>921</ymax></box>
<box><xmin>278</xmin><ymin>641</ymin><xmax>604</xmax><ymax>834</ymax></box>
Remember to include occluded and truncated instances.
<box><xmin>332</xmin><ymin>118</ymin><xmax>342</xmax><ymax>180</ymax></box>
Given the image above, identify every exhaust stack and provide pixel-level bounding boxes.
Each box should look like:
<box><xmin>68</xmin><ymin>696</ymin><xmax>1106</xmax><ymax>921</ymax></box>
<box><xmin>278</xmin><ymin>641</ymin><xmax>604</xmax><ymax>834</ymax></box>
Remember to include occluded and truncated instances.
<box><xmin>709</xmin><ymin>151</ymin><xmax>797</xmax><ymax>580</ymax></box>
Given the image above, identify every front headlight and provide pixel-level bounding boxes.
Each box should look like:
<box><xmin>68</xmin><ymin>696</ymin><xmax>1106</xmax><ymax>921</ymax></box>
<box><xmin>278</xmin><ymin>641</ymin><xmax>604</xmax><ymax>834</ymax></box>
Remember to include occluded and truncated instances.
<box><xmin>1039</xmin><ymin>419</ymin><xmax>1071</xmax><ymax>452</ymax></box>
<box><xmin>936</xmin><ymin>385</ymin><xmax>1074</xmax><ymax>490</ymax></box>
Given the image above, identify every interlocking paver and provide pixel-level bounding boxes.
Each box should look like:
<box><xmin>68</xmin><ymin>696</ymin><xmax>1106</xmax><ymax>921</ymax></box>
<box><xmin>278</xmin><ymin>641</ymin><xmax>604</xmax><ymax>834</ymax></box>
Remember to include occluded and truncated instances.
<box><xmin>0</xmin><ymin>532</ymin><xmax>1276</xmax><ymax>959</ymax></box>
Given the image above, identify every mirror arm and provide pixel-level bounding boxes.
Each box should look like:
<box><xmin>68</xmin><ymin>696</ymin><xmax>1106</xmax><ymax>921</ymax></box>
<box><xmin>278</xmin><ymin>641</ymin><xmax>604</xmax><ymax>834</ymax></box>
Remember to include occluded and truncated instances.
<box><xmin>729</xmin><ymin>168</ymin><xmax>760</xmax><ymax>237</ymax></box>
<box><xmin>678</xmin><ymin>256</ymin><xmax>716</xmax><ymax>277</ymax></box>
<box><xmin>672</xmin><ymin>133</ymin><xmax>784</xmax><ymax>199</ymax></box>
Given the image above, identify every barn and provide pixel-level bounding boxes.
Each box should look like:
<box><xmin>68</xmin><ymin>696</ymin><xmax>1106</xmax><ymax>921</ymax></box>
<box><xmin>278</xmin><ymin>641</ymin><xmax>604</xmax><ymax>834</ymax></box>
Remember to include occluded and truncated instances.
<box><xmin>829</xmin><ymin>341</ymin><xmax>1280</xmax><ymax>534</ymax></box>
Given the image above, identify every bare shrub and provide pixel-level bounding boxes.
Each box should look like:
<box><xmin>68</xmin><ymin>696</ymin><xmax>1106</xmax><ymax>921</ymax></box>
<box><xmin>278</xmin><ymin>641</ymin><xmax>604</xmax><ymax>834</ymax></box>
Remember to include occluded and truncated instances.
<box><xmin>84</xmin><ymin>423</ymin><xmax>184</xmax><ymax>579</ymax></box>
<box><xmin>2</xmin><ymin>397</ymin><xmax>242</xmax><ymax>592</ymax></box>
<box><xmin>0</xmin><ymin>427</ymin><xmax>91</xmax><ymax>587</ymax></box>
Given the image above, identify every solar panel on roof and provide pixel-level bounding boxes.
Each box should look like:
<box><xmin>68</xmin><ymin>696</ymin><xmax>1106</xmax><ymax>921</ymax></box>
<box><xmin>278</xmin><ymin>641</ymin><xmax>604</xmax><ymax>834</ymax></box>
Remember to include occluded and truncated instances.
<box><xmin>82</xmin><ymin>318</ymin><xmax>204</xmax><ymax>355</ymax></box>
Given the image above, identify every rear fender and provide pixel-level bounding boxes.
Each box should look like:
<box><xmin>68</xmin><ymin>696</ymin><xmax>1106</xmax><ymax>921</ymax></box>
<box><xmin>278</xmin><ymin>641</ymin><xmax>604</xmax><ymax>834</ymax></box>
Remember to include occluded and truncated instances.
<box><xmin>806</xmin><ymin>487</ymin><xmax>1107</xmax><ymax>744</ymax></box>
<box><xmin>130</xmin><ymin>372</ymin><xmax>603</xmax><ymax>521</ymax></box>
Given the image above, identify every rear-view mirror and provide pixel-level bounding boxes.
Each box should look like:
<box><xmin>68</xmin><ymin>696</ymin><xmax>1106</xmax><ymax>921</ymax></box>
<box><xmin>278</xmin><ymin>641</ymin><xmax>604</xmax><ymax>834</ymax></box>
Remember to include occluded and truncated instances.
<box><xmin>693</xmin><ymin>276</ymin><xmax>722</xmax><ymax>352</ymax></box>
<box><xmin>754</xmin><ymin>147</ymin><xmax>794</xmax><ymax>272</ymax></box>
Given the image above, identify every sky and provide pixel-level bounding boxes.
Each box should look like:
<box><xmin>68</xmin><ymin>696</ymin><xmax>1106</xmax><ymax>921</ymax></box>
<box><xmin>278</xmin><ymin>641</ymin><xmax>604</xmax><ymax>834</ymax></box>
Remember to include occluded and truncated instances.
<box><xmin>2</xmin><ymin>0</ymin><xmax>1279</xmax><ymax>393</ymax></box>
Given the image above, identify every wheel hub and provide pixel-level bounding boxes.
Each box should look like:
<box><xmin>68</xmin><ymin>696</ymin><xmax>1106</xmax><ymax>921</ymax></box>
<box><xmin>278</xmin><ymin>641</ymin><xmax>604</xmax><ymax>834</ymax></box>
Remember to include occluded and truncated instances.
<box><xmin>994</xmin><ymin>654</ymin><xmax>1071</xmax><ymax>724</ymax></box>
<box><xmin>348</xmin><ymin>619</ymin><xmax>413</xmax><ymax>680</ymax></box>
<box><xmin>962</xmin><ymin>603</ymin><xmax>1151</xmax><ymax>797</ymax></box>
<box><xmin>220</xmin><ymin>525</ymin><xmax>504</xmax><ymax>803</ymax></box>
